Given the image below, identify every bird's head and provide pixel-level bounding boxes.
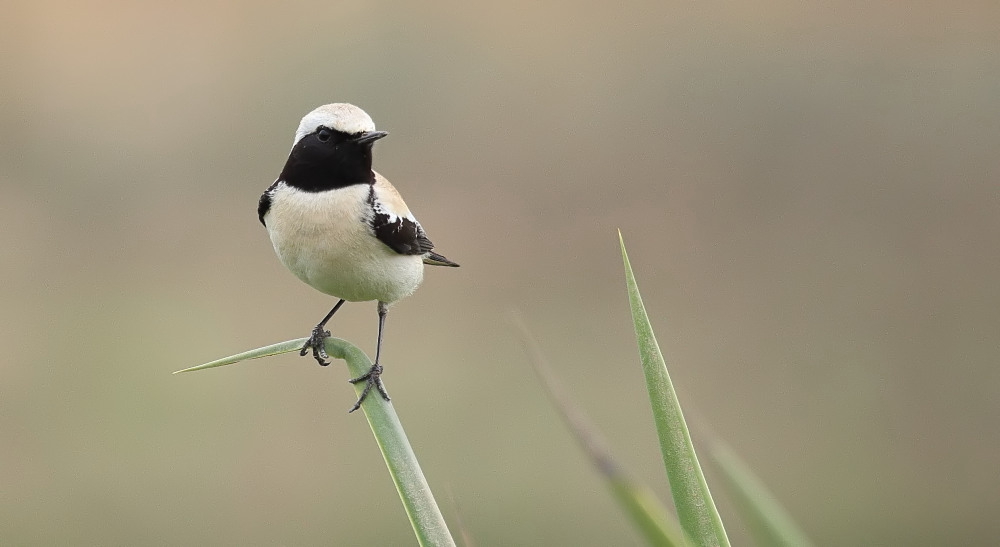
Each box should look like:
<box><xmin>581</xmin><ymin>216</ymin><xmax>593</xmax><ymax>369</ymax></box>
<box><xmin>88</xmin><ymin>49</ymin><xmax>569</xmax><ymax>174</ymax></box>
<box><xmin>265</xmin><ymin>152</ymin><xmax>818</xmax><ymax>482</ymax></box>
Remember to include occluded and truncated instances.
<box><xmin>293</xmin><ymin>103</ymin><xmax>388</xmax><ymax>148</ymax></box>
<box><xmin>279</xmin><ymin>103</ymin><xmax>388</xmax><ymax>191</ymax></box>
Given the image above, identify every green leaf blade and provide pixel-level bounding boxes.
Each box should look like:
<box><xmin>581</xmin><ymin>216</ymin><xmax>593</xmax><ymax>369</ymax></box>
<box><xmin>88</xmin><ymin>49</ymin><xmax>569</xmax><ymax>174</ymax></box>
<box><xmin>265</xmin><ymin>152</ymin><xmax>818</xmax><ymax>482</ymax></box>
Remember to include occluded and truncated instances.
<box><xmin>619</xmin><ymin>231</ymin><xmax>730</xmax><ymax>547</ymax></box>
<box><xmin>173</xmin><ymin>338</ymin><xmax>308</xmax><ymax>373</ymax></box>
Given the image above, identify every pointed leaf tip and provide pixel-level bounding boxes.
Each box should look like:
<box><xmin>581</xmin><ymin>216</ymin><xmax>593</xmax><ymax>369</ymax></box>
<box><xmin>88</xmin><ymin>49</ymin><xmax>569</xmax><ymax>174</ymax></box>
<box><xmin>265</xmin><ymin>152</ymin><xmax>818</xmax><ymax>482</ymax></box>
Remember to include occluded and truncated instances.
<box><xmin>620</xmin><ymin>239</ymin><xmax>730</xmax><ymax>547</ymax></box>
<box><xmin>173</xmin><ymin>338</ymin><xmax>310</xmax><ymax>374</ymax></box>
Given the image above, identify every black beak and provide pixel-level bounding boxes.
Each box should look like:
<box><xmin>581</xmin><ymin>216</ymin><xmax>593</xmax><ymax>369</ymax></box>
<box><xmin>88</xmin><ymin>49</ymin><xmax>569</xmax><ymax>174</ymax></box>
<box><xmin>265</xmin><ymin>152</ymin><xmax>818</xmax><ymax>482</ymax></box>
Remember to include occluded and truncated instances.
<box><xmin>354</xmin><ymin>131</ymin><xmax>388</xmax><ymax>145</ymax></box>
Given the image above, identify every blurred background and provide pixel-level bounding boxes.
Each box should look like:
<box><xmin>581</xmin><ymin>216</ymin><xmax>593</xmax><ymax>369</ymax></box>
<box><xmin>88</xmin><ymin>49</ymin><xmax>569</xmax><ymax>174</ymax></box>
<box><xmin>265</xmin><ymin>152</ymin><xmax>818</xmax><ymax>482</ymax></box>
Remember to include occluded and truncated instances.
<box><xmin>2</xmin><ymin>1</ymin><xmax>998</xmax><ymax>545</ymax></box>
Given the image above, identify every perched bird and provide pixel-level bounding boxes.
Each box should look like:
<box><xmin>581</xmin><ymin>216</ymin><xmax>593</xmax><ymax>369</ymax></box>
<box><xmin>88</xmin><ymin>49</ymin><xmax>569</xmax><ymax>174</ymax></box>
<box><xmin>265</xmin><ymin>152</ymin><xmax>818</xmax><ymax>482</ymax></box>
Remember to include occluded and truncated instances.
<box><xmin>257</xmin><ymin>103</ymin><xmax>458</xmax><ymax>412</ymax></box>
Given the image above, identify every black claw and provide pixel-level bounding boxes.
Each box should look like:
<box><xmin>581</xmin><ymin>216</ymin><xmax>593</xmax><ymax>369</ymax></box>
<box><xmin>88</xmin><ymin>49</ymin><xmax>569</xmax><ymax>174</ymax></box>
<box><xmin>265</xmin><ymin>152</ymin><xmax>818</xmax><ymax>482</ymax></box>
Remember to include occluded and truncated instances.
<box><xmin>375</xmin><ymin>380</ymin><xmax>390</xmax><ymax>402</ymax></box>
<box><xmin>347</xmin><ymin>364</ymin><xmax>390</xmax><ymax>413</ymax></box>
<box><xmin>301</xmin><ymin>326</ymin><xmax>331</xmax><ymax>366</ymax></box>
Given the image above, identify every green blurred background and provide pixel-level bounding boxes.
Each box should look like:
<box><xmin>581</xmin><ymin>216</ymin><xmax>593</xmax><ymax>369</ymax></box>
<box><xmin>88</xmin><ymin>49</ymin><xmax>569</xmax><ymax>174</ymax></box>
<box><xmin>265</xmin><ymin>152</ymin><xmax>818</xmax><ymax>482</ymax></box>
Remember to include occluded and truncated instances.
<box><xmin>3</xmin><ymin>1</ymin><xmax>998</xmax><ymax>545</ymax></box>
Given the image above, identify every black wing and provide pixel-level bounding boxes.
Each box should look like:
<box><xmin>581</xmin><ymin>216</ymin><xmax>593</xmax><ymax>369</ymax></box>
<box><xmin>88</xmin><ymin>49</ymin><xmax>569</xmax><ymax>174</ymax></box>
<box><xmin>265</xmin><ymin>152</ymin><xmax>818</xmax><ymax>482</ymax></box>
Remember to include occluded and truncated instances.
<box><xmin>371</xmin><ymin>210</ymin><xmax>436</xmax><ymax>255</ymax></box>
<box><xmin>258</xmin><ymin>180</ymin><xmax>280</xmax><ymax>226</ymax></box>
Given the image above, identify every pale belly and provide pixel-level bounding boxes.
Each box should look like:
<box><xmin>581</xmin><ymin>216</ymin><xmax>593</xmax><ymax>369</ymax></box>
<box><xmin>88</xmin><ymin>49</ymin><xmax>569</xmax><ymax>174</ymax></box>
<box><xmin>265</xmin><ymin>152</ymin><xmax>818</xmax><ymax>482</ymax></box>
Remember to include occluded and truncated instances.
<box><xmin>264</xmin><ymin>184</ymin><xmax>424</xmax><ymax>303</ymax></box>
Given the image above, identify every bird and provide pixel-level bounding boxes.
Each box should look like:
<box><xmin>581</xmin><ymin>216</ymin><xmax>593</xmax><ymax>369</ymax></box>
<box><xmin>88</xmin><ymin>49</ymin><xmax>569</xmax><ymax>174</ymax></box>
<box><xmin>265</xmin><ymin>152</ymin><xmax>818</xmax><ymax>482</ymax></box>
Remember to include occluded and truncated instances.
<box><xmin>257</xmin><ymin>103</ymin><xmax>459</xmax><ymax>412</ymax></box>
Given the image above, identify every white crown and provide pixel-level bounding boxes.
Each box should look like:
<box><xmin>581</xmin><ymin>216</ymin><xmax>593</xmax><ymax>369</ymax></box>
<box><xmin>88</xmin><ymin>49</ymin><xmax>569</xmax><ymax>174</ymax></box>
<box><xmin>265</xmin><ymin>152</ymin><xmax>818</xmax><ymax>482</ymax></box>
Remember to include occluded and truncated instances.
<box><xmin>294</xmin><ymin>103</ymin><xmax>377</xmax><ymax>145</ymax></box>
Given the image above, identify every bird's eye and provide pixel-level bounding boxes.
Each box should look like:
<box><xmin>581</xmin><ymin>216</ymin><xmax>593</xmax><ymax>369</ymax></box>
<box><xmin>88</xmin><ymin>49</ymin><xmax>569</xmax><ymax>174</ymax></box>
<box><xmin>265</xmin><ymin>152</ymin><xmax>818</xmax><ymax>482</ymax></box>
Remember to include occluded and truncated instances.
<box><xmin>316</xmin><ymin>128</ymin><xmax>332</xmax><ymax>142</ymax></box>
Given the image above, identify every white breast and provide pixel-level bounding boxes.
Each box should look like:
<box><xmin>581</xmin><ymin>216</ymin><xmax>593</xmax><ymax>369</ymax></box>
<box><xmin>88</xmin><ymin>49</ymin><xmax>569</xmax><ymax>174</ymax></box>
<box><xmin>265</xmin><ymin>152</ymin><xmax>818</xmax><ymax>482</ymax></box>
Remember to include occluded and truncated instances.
<box><xmin>263</xmin><ymin>183</ymin><xmax>424</xmax><ymax>303</ymax></box>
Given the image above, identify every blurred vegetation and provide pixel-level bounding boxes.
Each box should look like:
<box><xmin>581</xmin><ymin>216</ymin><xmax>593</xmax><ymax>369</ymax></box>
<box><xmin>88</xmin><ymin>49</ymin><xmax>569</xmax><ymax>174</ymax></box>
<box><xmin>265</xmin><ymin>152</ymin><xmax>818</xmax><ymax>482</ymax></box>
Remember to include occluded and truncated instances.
<box><xmin>3</xmin><ymin>1</ymin><xmax>999</xmax><ymax>545</ymax></box>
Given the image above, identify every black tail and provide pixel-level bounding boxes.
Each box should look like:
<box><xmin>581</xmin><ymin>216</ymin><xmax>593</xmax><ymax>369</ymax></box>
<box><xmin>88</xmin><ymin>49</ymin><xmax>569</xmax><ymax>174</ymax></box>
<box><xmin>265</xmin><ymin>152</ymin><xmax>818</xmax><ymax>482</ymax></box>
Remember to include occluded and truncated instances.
<box><xmin>423</xmin><ymin>251</ymin><xmax>460</xmax><ymax>267</ymax></box>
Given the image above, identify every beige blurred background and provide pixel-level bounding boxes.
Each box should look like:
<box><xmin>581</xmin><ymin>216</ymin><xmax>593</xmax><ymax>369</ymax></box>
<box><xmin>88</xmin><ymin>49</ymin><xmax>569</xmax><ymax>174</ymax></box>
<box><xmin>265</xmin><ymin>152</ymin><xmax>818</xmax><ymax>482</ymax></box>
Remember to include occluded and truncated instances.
<box><xmin>2</xmin><ymin>1</ymin><xmax>998</xmax><ymax>545</ymax></box>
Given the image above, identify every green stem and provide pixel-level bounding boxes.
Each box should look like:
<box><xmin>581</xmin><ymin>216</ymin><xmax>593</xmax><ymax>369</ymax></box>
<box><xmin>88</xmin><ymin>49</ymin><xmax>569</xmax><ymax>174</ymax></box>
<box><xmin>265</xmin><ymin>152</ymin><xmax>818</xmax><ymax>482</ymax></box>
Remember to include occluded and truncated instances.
<box><xmin>326</xmin><ymin>340</ymin><xmax>456</xmax><ymax>547</ymax></box>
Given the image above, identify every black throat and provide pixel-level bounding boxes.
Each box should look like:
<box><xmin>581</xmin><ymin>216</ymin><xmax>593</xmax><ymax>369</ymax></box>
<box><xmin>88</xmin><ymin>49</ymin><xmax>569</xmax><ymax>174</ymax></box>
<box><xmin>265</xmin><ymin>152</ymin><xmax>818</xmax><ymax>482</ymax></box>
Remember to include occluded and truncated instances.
<box><xmin>277</xmin><ymin>130</ymin><xmax>375</xmax><ymax>192</ymax></box>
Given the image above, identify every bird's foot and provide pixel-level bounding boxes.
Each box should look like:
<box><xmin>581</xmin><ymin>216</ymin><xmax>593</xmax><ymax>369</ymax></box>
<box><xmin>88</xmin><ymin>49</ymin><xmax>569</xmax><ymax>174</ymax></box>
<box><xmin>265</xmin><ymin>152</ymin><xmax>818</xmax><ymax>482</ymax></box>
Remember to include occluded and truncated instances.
<box><xmin>300</xmin><ymin>325</ymin><xmax>331</xmax><ymax>366</ymax></box>
<box><xmin>347</xmin><ymin>363</ymin><xmax>390</xmax><ymax>413</ymax></box>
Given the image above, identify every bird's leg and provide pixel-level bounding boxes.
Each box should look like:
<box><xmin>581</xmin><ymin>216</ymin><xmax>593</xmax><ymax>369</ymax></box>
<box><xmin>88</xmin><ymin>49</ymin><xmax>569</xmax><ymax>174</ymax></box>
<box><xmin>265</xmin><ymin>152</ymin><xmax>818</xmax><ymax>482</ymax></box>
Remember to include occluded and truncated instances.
<box><xmin>348</xmin><ymin>301</ymin><xmax>391</xmax><ymax>412</ymax></box>
<box><xmin>301</xmin><ymin>299</ymin><xmax>346</xmax><ymax>366</ymax></box>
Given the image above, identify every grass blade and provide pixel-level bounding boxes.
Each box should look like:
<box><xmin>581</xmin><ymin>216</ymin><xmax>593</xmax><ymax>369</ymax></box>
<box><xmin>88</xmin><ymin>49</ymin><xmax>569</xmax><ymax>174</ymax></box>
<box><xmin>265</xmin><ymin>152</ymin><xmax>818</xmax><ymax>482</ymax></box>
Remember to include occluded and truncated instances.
<box><xmin>619</xmin><ymin>231</ymin><xmax>730</xmax><ymax>547</ymax></box>
<box><xmin>710</xmin><ymin>441</ymin><xmax>815</xmax><ymax>547</ymax></box>
<box><xmin>515</xmin><ymin>317</ymin><xmax>687</xmax><ymax>547</ymax></box>
<box><xmin>177</xmin><ymin>338</ymin><xmax>456</xmax><ymax>547</ymax></box>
